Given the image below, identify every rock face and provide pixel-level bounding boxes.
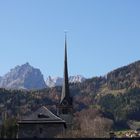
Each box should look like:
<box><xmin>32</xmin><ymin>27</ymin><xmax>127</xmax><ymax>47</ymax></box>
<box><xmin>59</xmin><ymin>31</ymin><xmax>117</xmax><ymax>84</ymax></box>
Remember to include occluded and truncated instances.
<box><xmin>46</xmin><ymin>76</ymin><xmax>63</xmax><ymax>88</ymax></box>
<box><xmin>0</xmin><ymin>63</ymin><xmax>46</xmax><ymax>90</ymax></box>
<box><xmin>46</xmin><ymin>75</ymin><xmax>86</xmax><ymax>88</ymax></box>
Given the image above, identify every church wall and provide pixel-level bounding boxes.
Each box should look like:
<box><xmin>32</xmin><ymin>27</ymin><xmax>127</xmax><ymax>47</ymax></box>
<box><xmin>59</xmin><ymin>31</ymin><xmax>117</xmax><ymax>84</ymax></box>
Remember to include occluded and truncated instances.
<box><xmin>17</xmin><ymin>123</ymin><xmax>65</xmax><ymax>138</ymax></box>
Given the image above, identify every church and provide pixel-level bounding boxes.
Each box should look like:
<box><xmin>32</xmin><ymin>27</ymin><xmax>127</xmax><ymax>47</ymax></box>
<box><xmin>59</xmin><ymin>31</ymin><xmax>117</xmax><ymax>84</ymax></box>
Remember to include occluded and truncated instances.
<box><xmin>17</xmin><ymin>35</ymin><xmax>73</xmax><ymax>138</ymax></box>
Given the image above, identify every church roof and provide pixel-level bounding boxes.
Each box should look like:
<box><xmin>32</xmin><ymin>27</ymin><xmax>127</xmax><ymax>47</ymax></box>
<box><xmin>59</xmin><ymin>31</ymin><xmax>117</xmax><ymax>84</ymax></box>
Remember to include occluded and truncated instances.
<box><xmin>18</xmin><ymin>106</ymin><xmax>65</xmax><ymax>124</ymax></box>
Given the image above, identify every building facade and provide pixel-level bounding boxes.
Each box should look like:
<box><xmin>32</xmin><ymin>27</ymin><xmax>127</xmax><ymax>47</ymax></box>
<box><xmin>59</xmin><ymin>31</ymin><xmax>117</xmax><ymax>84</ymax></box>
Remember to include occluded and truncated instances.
<box><xmin>17</xmin><ymin>106</ymin><xmax>66</xmax><ymax>138</ymax></box>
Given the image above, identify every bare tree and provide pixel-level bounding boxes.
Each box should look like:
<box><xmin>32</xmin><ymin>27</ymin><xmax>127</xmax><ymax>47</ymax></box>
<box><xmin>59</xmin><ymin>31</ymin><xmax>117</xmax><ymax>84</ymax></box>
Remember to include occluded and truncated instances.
<box><xmin>56</xmin><ymin>108</ymin><xmax>113</xmax><ymax>138</ymax></box>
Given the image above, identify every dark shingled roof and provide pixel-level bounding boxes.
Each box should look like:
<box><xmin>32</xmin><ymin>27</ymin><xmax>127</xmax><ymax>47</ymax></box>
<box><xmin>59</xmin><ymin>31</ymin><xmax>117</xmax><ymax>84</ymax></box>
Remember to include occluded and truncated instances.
<box><xmin>18</xmin><ymin>106</ymin><xmax>65</xmax><ymax>124</ymax></box>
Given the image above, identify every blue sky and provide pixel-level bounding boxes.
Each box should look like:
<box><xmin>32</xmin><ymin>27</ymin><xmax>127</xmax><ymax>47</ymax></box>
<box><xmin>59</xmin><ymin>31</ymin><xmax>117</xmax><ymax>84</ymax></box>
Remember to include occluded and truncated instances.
<box><xmin>0</xmin><ymin>0</ymin><xmax>140</xmax><ymax>79</ymax></box>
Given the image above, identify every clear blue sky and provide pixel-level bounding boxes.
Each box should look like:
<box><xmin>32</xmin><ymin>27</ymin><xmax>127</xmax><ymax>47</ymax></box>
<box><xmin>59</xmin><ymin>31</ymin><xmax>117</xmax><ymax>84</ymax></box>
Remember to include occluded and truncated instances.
<box><xmin>0</xmin><ymin>0</ymin><xmax>140</xmax><ymax>79</ymax></box>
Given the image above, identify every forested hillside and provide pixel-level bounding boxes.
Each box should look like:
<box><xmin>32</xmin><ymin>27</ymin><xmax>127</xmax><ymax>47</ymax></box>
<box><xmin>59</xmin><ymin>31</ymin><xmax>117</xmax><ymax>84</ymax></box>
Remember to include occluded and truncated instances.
<box><xmin>1</xmin><ymin>60</ymin><xmax>140</xmax><ymax>138</ymax></box>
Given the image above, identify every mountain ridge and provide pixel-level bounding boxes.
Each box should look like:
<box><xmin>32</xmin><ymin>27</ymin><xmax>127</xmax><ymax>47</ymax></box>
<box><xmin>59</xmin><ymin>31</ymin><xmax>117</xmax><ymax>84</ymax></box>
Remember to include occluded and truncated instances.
<box><xmin>0</xmin><ymin>63</ymin><xmax>86</xmax><ymax>90</ymax></box>
<box><xmin>0</xmin><ymin>60</ymin><xmax>140</xmax><ymax>90</ymax></box>
<box><xmin>46</xmin><ymin>75</ymin><xmax>86</xmax><ymax>87</ymax></box>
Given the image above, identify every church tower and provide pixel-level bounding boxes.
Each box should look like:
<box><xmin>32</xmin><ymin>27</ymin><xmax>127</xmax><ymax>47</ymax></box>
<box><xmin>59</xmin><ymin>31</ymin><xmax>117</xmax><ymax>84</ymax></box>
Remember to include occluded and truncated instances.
<box><xmin>57</xmin><ymin>34</ymin><xmax>73</xmax><ymax>128</ymax></box>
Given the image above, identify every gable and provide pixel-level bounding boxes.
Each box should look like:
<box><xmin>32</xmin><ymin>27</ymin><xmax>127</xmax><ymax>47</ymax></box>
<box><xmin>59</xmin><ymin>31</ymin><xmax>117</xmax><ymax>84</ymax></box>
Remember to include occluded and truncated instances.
<box><xmin>20</xmin><ymin>106</ymin><xmax>64</xmax><ymax>122</ymax></box>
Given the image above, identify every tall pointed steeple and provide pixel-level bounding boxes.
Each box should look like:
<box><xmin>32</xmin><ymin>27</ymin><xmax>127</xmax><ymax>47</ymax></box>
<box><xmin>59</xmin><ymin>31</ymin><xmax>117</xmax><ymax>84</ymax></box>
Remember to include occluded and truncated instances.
<box><xmin>57</xmin><ymin>33</ymin><xmax>73</xmax><ymax>129</ymax></box>
<box><xmin>60</xmin><ymin>33</ymin><xmax>72</xmax><ymax>105</ymax></box>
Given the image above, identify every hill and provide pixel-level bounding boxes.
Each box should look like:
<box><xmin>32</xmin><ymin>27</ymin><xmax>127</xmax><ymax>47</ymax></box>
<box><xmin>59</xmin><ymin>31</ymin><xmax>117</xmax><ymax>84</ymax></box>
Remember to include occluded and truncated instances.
<box><xmin>1</xmin><ymin>60</ymin><xmax>140</xmax><ymax>137</ymax></box>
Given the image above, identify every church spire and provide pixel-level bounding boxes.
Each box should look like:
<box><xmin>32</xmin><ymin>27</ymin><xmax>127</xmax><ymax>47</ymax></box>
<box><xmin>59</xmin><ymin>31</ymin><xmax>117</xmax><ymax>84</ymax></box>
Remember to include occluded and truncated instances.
<box><xmin>60</xmin><ymin>33</ymin><xmax>72</xmax><ymax>105</ymax></box>
<box><xmin>57</xmin><ymin>33</ymin><xmax>73</xmax><ymax>129</ymax></box>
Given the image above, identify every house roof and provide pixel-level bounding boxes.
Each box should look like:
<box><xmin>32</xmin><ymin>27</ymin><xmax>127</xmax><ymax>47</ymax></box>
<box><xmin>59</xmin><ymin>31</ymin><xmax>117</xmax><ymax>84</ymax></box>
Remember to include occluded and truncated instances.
<box><xmin>18</xmin><ymin>106</ymin><xmax>65</xmax><ymax>124</ymax></box>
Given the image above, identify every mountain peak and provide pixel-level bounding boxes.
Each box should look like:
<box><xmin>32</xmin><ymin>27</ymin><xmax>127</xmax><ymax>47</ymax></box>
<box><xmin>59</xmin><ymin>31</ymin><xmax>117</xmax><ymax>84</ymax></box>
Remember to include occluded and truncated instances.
<box><xmin>21</xmin><ymin>62</ymin><xmax>32</xmax><ymax>68</ymax></box>
<box><xmin>0</xmin><ymin>63</ymin><xmax>46</xmax><ymax>90</ymax></box>
<box><xmin>46</xmin><ymin>75</ymin><xmax>86</xmax><ymax>88</ymax></box>
<box><xmin>23</xmin><ymin>62</ymin><xmax>30</xmax><ymax>66</ymax></box>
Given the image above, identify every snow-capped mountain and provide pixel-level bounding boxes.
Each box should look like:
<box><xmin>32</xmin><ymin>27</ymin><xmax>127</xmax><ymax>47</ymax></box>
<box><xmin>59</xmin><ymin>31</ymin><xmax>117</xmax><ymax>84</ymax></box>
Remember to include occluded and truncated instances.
<box><xmin>46</xmin><ymin>76</ymin><xmax>63</xmax><ymax>88</ymax></box>
<box><xmin>0</xmin><ymin>63</ymin><xmax>47</xmax><ymax>90</ymax></box>
<box><xmin>0</xmin><ymin>63</ymin><xmax>86</xmax><ymax>89</ymax></box>
<box><xmin>69</xmin><ymin>75</ymin><xmax>86</xmax><ymax>83</ymax></box>
<box><xmin>46</xmin><ymin>75</ymin><xmax>86</xmax><ymax>87</ymax></box>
